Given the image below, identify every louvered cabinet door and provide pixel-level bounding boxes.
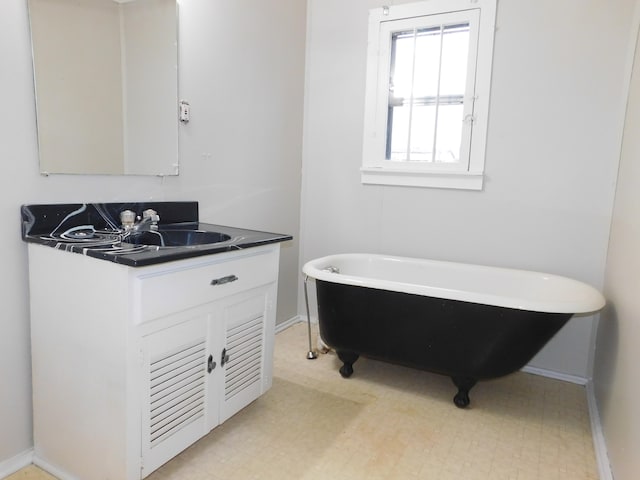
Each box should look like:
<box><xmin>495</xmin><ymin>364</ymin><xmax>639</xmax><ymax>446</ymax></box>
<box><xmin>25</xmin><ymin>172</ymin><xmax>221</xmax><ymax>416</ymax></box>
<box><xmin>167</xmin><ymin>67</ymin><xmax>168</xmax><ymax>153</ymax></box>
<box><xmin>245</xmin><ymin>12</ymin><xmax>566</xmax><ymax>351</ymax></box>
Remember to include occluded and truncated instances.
<box><xmin>140</xmin><ymin>314</ymin><xmax>212</xmax><ymax>478</ymax></box>
<box><xmin>219</xmin><ymin>287</ymin><xmax>274</xmax><ymax>423</ymax></box>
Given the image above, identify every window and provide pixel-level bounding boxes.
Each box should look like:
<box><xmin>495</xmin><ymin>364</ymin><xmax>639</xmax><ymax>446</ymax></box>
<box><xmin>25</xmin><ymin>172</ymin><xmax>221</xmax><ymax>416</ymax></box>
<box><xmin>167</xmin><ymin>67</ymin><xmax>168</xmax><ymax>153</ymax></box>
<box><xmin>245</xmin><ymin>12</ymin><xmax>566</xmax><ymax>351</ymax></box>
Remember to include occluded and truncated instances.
<box><xmin>361</xmin><ymin>0</ymin><xmax>497</xmax><ymax>190</ymax></box>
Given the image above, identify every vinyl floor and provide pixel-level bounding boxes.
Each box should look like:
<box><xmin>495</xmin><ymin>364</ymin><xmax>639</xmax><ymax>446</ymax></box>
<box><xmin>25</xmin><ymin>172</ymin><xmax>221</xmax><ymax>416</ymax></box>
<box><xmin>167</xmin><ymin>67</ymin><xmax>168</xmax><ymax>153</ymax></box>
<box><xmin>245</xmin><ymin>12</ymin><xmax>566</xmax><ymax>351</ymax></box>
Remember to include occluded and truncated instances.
<box><xmin>4</xmin><ymin>322</ymin><xmax>599</xmax><ymax>479</ymax></box>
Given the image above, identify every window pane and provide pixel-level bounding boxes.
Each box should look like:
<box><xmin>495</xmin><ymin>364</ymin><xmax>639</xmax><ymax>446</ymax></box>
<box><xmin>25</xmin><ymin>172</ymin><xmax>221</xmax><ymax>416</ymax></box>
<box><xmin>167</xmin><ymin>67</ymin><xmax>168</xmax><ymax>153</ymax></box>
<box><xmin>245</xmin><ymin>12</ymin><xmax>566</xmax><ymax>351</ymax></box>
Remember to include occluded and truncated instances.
<box><xmin>391</xmin><ymin>31</ymin><xmax>416</xmax><ymax>101</ymax></box>
<box><xmin>388</xmin><ymin>105</ymin><xmax>438</xmax><ymax>162</ymax></box>
<box><xmin>439</xmin><ymin>23</ymin><xmax>470</xmax><ymax>96</ymax></box>
<box><xmin>386</xmin><ymin>20</ymin><xmax>471</xmax><ymax>163</ymax></box>
<box><xmin>388</xmin><ymin>105</ymin><xmax>411</xmax><ymax>161</ymax></box>
<box><xmin>412</xmin><ymin>27</ymin><xmax>442</xmax><ymax>98</ymax></box>
<box><xmin>434</xmin><ymin>104</ymin><xmax>464</xmax><ymax>162</ymax></box>
<box><xmin>409</xmin><ymin>105</ymin><xmax>436</xmax><ymax>161</ymax></box>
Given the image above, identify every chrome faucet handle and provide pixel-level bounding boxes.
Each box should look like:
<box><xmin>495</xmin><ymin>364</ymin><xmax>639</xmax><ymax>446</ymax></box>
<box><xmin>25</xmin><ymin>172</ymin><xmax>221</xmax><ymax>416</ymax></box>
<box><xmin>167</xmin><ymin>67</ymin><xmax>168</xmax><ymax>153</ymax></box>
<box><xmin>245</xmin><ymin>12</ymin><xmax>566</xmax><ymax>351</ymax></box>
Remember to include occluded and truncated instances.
<box><xmin>142</xmin><ymin>209</ymin><xmax>160</xmax><ymax>230</ymax></box>
<box><xmin>142</xmin><ymin>209</ymin><xmax>159</xmax><ymax>222</ymax></box>
<box><xmin>120</xmin><ymin>210</ymin><xmax>136</xmax><ymax>231</ymax></box>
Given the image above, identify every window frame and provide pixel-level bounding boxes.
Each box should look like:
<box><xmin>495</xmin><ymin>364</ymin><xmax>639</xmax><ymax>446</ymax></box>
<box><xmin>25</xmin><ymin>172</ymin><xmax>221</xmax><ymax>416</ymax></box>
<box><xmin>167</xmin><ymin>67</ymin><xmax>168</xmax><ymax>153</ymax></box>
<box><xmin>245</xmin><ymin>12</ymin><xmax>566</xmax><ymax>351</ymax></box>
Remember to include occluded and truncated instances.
<box><xmin>361</xmin><ymin>0</ymin><xmax>497</xmax><ymax>190</ymax></box>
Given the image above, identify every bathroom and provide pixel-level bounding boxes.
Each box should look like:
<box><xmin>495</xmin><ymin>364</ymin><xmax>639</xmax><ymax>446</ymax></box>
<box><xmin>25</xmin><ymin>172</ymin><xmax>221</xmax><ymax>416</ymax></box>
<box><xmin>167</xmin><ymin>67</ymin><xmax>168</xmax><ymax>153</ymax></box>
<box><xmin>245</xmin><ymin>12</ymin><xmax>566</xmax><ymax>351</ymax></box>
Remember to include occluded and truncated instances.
<box><xmin>1</xmin><ymin>0</ymin><xmax>639</xmax><ymax>478</ymax></box>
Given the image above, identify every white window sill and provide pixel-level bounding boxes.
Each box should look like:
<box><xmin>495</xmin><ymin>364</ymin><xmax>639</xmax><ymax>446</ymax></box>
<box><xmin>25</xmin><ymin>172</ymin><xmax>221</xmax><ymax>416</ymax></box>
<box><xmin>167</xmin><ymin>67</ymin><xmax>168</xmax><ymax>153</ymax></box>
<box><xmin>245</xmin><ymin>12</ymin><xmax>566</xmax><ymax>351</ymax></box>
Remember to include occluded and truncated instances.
<box><xmin>360</xmin><ymin>167</ymin><xmax>484</xmax><ymax>190</ymax></box>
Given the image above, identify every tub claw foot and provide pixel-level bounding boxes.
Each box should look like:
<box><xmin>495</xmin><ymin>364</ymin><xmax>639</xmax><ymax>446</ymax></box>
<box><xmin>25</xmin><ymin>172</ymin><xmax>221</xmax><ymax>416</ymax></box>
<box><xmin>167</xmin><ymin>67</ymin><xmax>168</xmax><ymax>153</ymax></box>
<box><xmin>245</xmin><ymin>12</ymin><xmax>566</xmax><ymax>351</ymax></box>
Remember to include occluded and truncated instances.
<box><xmin>339</xmin><ymin>363</ymin><xmax>353</xmax><ymax>378</ymax></box>
<box><xmin>451</xmin><ymin>377</ymin><xmax>477</xmax><ymax>409</ymax></box>
<box><xmin>337</xmin><ymin>351</ymin><xmax>359</xmax><ymax>378</ymax></box>
<box><xmin>453</xmin><ymin>390</ymin><xmax>470</xmax><ymax>408</ymax></box>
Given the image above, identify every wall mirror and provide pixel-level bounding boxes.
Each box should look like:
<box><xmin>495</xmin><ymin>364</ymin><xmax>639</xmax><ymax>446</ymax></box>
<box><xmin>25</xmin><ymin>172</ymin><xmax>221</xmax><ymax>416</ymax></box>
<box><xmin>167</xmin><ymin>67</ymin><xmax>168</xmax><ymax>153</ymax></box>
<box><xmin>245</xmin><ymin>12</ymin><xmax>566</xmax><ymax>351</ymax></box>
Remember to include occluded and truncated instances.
<box><xmin>27</xmin><ymin>0</ymin><xmax>179</xmax><ymax>176</ymax></box>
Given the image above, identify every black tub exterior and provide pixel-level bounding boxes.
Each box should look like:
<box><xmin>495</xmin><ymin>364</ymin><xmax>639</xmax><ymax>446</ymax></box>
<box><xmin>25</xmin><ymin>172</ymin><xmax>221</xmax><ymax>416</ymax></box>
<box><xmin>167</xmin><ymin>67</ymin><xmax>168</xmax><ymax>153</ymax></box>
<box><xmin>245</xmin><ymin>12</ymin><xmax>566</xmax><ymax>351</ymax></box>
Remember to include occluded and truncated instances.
<box><xmin>315</xmin><ymin>280</ymin><xmax>572</xmax><ymax>407</ymax></box>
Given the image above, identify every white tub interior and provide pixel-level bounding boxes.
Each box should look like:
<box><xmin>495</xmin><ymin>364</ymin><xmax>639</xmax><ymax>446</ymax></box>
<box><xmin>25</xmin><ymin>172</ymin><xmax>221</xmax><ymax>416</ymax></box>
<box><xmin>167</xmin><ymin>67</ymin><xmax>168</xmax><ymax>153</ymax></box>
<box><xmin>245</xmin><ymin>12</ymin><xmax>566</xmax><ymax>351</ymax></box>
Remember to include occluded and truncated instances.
<box><xmin>303</xmin><ymin>254</ymin><xmax>605</xmax><ymax>314</ymax></box>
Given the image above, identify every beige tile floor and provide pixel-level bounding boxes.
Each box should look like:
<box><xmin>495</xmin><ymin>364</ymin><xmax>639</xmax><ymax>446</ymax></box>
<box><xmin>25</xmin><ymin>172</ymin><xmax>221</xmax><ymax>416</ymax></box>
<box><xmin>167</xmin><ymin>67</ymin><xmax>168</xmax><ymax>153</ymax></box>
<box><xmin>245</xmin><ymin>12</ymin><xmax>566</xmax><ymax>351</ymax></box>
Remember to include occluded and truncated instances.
<box><xmin>5</xmin><ymin>322</ymin><xmax>598</xmax><ymax>480</ymax></box>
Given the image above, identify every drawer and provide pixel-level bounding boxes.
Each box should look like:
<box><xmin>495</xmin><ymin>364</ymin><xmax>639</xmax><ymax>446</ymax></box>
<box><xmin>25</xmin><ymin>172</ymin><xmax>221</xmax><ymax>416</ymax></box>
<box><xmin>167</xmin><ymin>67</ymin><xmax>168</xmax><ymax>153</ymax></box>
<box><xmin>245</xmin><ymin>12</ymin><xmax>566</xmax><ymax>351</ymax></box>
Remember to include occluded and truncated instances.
<box><xmin>134</xmin><ymin>247</ymin><xmax>279</xmax><ymax>323</ymax></box>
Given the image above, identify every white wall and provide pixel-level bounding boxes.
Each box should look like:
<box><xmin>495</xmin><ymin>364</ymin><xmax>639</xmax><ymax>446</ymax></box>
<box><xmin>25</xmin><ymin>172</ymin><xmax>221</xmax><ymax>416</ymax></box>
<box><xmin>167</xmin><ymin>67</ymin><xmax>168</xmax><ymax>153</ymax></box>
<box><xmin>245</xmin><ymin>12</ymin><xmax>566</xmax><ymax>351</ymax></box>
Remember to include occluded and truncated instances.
<box><xmin>0</xmin><ymin>0</ymin><xmax>305</xmax><ymax>467</ymax></box>
<box><xmin>299</xmin><ymin>0</ymin><xmax>635</xmax><ymax>377</ymax></box>
<box><xmin>594</xmin><ymin>3</ymin><xmax>640</xmax><ymax>478</ymax></box>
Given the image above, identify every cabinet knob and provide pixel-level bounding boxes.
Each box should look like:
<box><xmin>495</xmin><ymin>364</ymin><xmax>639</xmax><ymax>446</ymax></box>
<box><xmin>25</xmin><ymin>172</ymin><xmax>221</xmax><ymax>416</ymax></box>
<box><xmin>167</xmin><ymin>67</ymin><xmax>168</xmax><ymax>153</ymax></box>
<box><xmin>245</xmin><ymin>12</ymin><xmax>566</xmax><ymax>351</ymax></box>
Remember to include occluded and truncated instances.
<box><xmin>207</xmin><ymin>354</ymin><xmax>217</xmax><ymax>373</ymax></box>
<box><xmin>221</xmin><ymin>348</ymin><xmax>230</xmax><ymax>367</ymax></box>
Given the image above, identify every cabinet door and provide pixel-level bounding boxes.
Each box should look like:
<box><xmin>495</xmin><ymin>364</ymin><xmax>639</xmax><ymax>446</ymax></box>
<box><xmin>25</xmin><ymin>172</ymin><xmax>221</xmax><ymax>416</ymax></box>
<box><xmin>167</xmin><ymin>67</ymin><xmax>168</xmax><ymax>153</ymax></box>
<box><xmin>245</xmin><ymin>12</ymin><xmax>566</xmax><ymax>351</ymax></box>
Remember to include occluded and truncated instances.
<box><xmin>219</xmin><ymin>286</ymin><xmax>274</xmax><ymax>422</ymax></box>
<box><xmin>140</xmin><ymin>314</ymin><xmax>211</xmax><ymax>478</ymax></box>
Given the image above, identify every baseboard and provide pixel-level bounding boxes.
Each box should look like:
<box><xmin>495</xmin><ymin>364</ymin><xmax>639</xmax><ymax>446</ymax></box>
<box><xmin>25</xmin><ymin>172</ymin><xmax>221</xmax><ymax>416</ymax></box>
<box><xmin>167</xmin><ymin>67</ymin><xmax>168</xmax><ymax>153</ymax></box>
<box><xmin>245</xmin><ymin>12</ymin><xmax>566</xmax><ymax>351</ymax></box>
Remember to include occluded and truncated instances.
<box><xmin>586</xmin><ymin>381</ymin><xmax>614</xmax><ymax>480</ymax></box>
<box><xmin>521</xmin><ymin>365</ymin><xmax>588</xmax><ymax>385</ymax></box>
<box><xmin>32</xmin><ymin>456</ymin><xmax>81</xmax><ymax>480</ymax></box>
<box><xmin>0</xmin><ymin>448</ymin><xmax>33</xmax><ymax>478</ymax></box>
<box><xmin>275</xmin><ymin>315</ymin><xmax>304</xmax><ymax>333</ymax></box>
<box><xmin>292</xmin><ymin>314</ymin><xmax>318</xmax><ymax>324</ymax></box>
<box><xmin>521</xmin><ymin>366</ymin><xmax>612</xmax><ymax>479</ymax></box>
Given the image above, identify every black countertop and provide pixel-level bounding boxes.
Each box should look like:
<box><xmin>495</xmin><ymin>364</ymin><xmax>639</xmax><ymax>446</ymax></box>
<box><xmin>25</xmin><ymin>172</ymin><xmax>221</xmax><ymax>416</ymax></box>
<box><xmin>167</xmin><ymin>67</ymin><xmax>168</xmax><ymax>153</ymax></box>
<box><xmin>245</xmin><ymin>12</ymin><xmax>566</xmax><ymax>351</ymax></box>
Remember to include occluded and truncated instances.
<box><xmin>21</xmin><ymin>202</ymin><xmax>292</xmax><ymax>267</ymax></box>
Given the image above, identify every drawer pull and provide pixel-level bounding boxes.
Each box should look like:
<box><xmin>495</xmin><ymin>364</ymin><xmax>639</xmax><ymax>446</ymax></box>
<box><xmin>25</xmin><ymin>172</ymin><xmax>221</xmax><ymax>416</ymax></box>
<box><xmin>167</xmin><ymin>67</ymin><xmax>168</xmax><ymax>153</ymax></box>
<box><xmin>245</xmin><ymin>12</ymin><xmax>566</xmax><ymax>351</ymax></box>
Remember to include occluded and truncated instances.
<box><xmin>210</xmin><ymin>275</ymin><xmax>238</xmax><ymax>286</ymax></box>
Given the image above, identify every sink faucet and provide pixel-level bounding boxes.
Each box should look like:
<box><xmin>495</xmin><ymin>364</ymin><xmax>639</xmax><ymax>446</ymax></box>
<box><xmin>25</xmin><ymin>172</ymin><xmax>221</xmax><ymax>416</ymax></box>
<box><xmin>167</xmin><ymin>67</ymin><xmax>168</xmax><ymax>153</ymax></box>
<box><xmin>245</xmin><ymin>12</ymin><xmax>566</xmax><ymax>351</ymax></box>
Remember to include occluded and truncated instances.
<box><xmin>120</xmin><ymin>209</ymin><xmax>160</xmax><ymax>232</ymax></box>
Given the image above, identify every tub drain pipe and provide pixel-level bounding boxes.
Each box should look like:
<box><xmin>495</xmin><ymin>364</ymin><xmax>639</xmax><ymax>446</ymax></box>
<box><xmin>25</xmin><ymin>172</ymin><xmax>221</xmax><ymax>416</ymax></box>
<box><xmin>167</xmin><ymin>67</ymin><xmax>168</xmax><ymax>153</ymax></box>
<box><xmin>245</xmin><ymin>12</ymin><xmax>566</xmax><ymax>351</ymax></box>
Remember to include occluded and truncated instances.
<box><xmin>303</xmin><ymin>275</ymin><xmax>318</xmax><ymax>360</ymax></box>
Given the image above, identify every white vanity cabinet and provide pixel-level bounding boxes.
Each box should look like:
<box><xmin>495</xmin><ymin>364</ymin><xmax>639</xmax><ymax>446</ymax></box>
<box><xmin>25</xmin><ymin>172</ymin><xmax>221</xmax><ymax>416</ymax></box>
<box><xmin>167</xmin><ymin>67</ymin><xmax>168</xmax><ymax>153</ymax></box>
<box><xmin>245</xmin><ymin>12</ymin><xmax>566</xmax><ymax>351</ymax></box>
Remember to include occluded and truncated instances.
<box><xmin>27</xmin><ymin>243</ymin><xmax>281</xmax><ymax>480</ymax></box>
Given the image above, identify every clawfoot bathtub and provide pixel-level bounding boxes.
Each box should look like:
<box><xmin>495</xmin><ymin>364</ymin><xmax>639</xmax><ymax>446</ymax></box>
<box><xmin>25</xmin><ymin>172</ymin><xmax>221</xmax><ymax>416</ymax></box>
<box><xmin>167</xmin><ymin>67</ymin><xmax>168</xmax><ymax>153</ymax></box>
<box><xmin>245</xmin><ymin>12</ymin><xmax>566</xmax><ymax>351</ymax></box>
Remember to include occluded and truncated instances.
<box><xmin>302</xmin><ymin>254</ymin><xmax>605</xmax><ymax>408</ymax></box>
